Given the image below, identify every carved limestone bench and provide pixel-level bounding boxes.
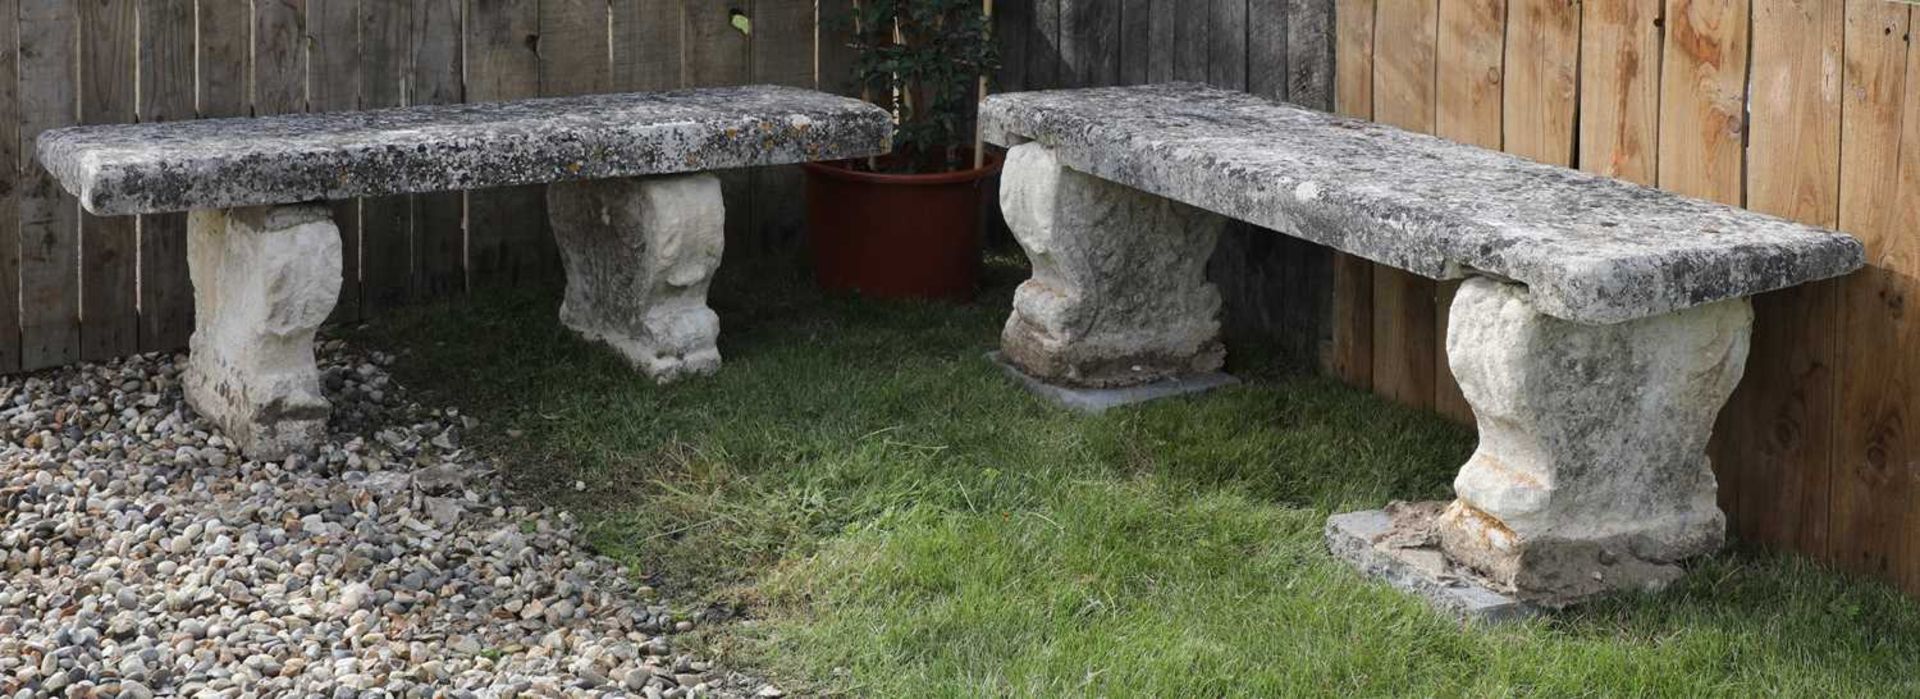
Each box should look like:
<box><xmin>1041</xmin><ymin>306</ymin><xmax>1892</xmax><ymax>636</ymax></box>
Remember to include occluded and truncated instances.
<box><xmin>37</xmin><ymin>85</ymin><xmax>891</xmax><ymax>460</ymax></box>
<box><xmin>980</xmin><ymin>83</ymin><xmax>1865</xmax><ymax>609</ymax></box>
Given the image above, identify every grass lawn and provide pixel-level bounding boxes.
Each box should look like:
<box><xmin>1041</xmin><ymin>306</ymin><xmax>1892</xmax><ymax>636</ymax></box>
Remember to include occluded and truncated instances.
<box><xmin>358</xmin><ymin>256</ymin><xmax>1920</xmax><ymax>697</ymax></box>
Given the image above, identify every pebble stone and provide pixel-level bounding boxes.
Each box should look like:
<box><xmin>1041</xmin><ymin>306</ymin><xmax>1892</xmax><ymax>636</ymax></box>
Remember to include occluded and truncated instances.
<box><xmin>0</xmin><ymin>338</ymin><xmax>787</xmax><ymax>698</ymax></box>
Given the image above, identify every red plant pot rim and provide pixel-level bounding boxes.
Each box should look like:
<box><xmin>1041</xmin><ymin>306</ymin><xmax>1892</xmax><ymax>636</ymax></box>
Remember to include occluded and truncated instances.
<box><xmin>801</xmin><ymin>152</ymin><xmax>1005</xmax><ymax>185</ymax></box>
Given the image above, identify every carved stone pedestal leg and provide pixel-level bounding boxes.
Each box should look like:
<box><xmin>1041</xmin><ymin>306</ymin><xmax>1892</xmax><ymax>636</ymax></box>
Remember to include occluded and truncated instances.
<box><xmin>547</xmin><ymin>173</ymin><xmax>725</xmax><ymax>383</ymax></box>
<box><xmin>1437</xmin><ymin>277</ymin><xmax>1752</xmax><ymax>605</ymax></box>
<box><xmin>184</xmin><ymin>204</ymin><xmax>343</xmax><ymax>460</ymax></box>
<box><xmin>999</xmin><ymin>142</ymin><xmax>1230</xmax><ymax>388</ymax></box>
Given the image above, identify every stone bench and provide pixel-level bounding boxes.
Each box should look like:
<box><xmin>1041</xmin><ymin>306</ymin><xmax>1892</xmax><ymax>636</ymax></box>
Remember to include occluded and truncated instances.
<box><xmin>38</xmin><ymin>85</ymin><xmax>891</xmax><ymax>460</ymax></box>
<box><xmin>980</xmin><ymin>83</ymin><xmax>1866</xmax><ymax>609</ymax></box>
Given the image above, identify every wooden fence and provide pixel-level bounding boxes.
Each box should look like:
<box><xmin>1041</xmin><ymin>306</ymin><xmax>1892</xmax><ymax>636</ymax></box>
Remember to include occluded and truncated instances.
<box><xmin>1341</xmin><ymin>0</ymin><xmax>1920</xmax><ymax>594</ymax></box>
<box><xmin>0</xmin><ymin>0</ymin><xmax>843</xmax><ymax>376</ymax></box>
<box><xmin>996</xmin><ymin>0</ymin><xmax>1341</xmax><ymax>359</ymax></box>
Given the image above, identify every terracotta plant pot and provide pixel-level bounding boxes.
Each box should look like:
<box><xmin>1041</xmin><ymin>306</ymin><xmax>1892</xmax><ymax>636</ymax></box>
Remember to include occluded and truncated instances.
<box><xmin>802</xmin><ymin>152</ymin><xmax>1004</xmax><ymax>301</ymax></box>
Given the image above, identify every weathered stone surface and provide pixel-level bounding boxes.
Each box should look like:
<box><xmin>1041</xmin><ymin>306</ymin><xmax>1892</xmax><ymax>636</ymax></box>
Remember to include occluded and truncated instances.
<box><xmin>1325</xmin><ymin>504</ymin><xmax>1540</xmax><ymax>622</ymax></box>
<box><xmin>548</xmin><ymin>174</ymin><xmax>724</xmax><ymax>382</ymax></box>
<box><xmin>39</xmin><ymin>85</ymin><xmax>892</xmax><ymax>216</ymax></box>
<box><xmin>986</xmin><ymin>352</ymin><xmax>1239</xmax><ymax>413</ymax></box>
<box><xmin>982</xmin><ymin>83</ymin><xmax>1865</xmax><ymax>324</ymax></box>
<box><xmin>183</xmin><ymin>204</ymin><xmax>342</xmax><ymax>459</ymax></box>
<box><xmin>1000</xmin><ymin>143</ymin><xmax>1230</xmax><ymax>388</ymax></box>
<box><xmin>1436</xmin><ymin>277</ymin><xmax>1750</xmax><ymax>606</ymax></box>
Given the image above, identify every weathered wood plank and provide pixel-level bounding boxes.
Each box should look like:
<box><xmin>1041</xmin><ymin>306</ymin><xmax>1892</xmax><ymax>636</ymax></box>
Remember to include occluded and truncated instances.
<box><xmin>137</xmin><ymin>0</ymin><xmax>194</xmax><ymax>351</ymax></box>
<box><xmin>1329</xmin><ymin>0</ymin><xmax>1375</xmax><ymax>386</ymax></box>
<box><xmin>79</xmin><ymin>0</ymin><xmax>139</xmax><ymax>362</ymax></box>
<box><xmin>1830</xmin><ymin>0</ymin><xmax>1913</xmax><ymax>581</ymax></box>
<box><xmin>414</xmin><ymin>0</ymin><xmax>466</xmax><ymax>299</ymax></box>
<box><xmin>541</xmin><ymin>0</ymin><xmax>612</xmax><ymax>96</ymax></box>
<box><xmin>1436</xmin><ymin>0</ymin><xmax>1503</xmax><ymax>149</ymax></box>
<box><xmin>467</xmin><ymin>0</ymin><xmax>549</xmax><ymax>290</ymax></box>
<box><xmin>1433</xmin><ymin>0</ymin><xmax>1502</xmax><ymax>425</ymax></box>
<box><xmin>18</xmin><ymin>0</ymin><xmax>80</xmax><ymax>370</ymax></box>
<box><xmin>1031</xmin><ymin>0</ymin><xmax>1062</xmax><ymax>88</ymax></box>
<box><xmin>820</xmin><ymin>0</ymin><xmax>862</xmax><ymax>96</ymax></box>
<box><xmin>310</xmin><ymin>0</ymin><xmax>363</xmax><ymax>323</ymax></box>
<box><xmin>0</xmin><ymin>0</ymin><xmax>20</xmax><ymax>371</ymax></box>
<box><xmin>360</xmin><ymin>0</ymin><xmax>414</xmax><ymax>313</ymax></box>
<box><xmin>1722</xmin><ymin>0</ymin><xmax>1842</xmax><ymax>555</ymax></box>
<box><xmin>614</xmin><ymin>0</ymin><xmax>683</xmax><ymax>92</ymax></box>
<box><xmin>1121</xmin><ymin>0</ymin><xmax>1152</xmax><ymax>85</ymax></box>
<box><xmin>1368</xmin><ymin>0</ymin><xmax>1437</xmax><ymax>408</ymax></box>
<box><xmin>1656</xmin><ymin>0</ymin><xmax>1748</xmax><ymax>204</ymax></box>
<box><xmin>1149</xmin><ymin>0</ymin><xmax>1177</xmax><ymax>83</ymax></box>
<box><xmin>1062</xmin><ymin>0</ymin><xmax>1119</xmax><ymax>88</ymax></box>
<box><xmin>1285</xmin><ymin>0</ymin><xmax>1334</xmax><ymax>108</ymax></box>
<box><xmin>1210</xmin><ymin>0</ymin><xmax>1249</xmax><ymax>89</ymax></box>
<box><xmin>1176</xmin><ymin>0</ymin><xmax>1210</xmax><ymax>82</ymax></box>
<box><xmin>1249</xmin><ymin>0</ymin><xmax>1288</xmax><ymax>100</ymax></box>
<box><xmin>256</xmin><ymin>0</ymin><xmax>308</xmax><ymax>116</ymax></box>
<box><xmin>996</xmin><ymin>0</ymin><xmax>1031</xmax><ymax>92</ymax></box>
<box><xmin>1503</xmin><ymin>0</ymin><xmax>1578</xmax><ymax>166</ymax></box>
<box><xmin>684</xmin><ymin>0</ymin><xmax>753</xmax><ymax>257</ymax></box>
<box><xmin>749</xmin><ymin>0</ymin><xmax>817</xmax><ymax>256</ymax></box>
<box><xmin>1578</xmin><ymin>0</ymin><xmax>1661</xmax><ymax>185</ymax></box>
<box><xmin>199</xmin><ymin>0</ymin><xmax>251</xmax><ymax>119</ymax></box>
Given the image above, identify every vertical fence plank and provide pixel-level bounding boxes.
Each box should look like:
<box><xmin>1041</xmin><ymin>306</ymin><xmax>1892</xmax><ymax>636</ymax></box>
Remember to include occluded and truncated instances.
<box><xmin>749</xmin><ymin>0</ymin><xmax>817</xmax><ymax>256</ymax></box>
<box><xmin>1578</xmin><ymin>0</ymin><xmax>1662</xmax><ymax>185</ymax></box>
<box><xmin>0</xmin><ymin>0</ymin><xmax>18</xmax><ymax>372</ymax></box>
<box><xmin>995</xmin><ymin>0</ymin><xmax>1031</xmax><ymax>91</ymax></box>
<box><xmin>1249</xmin><ymin>0</ymin><xmax>1288</xmax><ymax>100</ymax></box>
<box><xmin>360</xmin><ymin>0</ymin><xmax>414</xmax><ymax>313</ymax></box>
<box><xmin>138</xmin><ymin>1</ymin><xmax>193</xmax><ymax>352</ymax></box>
<box><xmin>1286</xmin><ymin>0</ymin><xmax>1335</xmax><ymax>109</ymax></box>
<box><xmin>1431</xmin><ymin>0</ymin><xmax>1502</xmax><ymax>425</ymax></box>
<box><xmin>18</xmin><ymin>0</ymin><xmax>79</xmax><ymax>370</ymax></box>
<box><xmin>1503</xmin><ymin>0</ymin><xmax>1578</xmax><ymax>166</ymax></box>
<box><xmin>1062</xmin><ymin>0</ymin><xmax>1119</xmax><ymax>88</ymax></box>
<box><xmin>1121</xmin><ymin>0</ymin><xmax>1152</xmax><ymax>85</ymax></box>
<box><xmin>541</xmin><ymin>0</ymin><xmax>613</xmax><ymax>97</ymax></box>
<box><xmin>1329</xmin><ymin>0</ymin><xmax>1375</xmax><ymax>386</ymax></box>
<box><xmin>200</xmin><ymin>0</ymin><xmax>251</xmax><ymax>118</ymax></box>
<box><xmin>1175</xmin><ymin>0</ymin><xmax>1209</xmax><ymax>81</ymax></box>
<box><xmin>414</xmin><ymin>0</ymin><xmax>466</xmax><ymax>299</ymax></box>
<box><xmin>1831</xmin><ymin>0</ymin><xmax>1911</xmax><ymax>581</ymax></box>
<box><xmin>1725</xmin><ymin>0</ymin><xmax>1843</xmax><ymax>553</ymax></box>
<box><xmin>1210</xmin><ymin>0</ymin><xmax>1248</xmax><ymax>89</ymax></box>
<box><xmin>1657</xmin><ymin>0</ymin><xmax>1748</xmax><ymax>204</ymax></box>
<box><xmin>311</xmin><ymin>0</ymin><xmax>363</xmax><ymax>322</ymax></box>
<box><xmin>1659</xmin><ymin>0</ymin><xmax>1750</xmax><ymax>520</ymax></box>
<box><xmin>78</xmin><ymin>0</ymin><xmax>139</xmax><ymax>361</ymax></box>
<box><xmin>468</xmin><ymin>0</ymin><xmax>549</xmax><ymax>289</ymax></box>
<box><xmin>1031</xmin><ymin>0</ymin><xmax>1061</xmax><ymax>88</ymax></box>
<box><xmin>255</xmin><ymin>0</ymin><xmax>308</xmax><ymax>116</ymax></box>
<box><xmin>614</xmin><ymin>0</ymin><xmax>683</xmax><ymax>92</ymax></box>
<box><xmin>1369</xmin><ymin>0</ymin><xmax>1437</xmax><ymax>409</ymax></box>
<box><xmin>1149</xmin><ymin>0</ymin><xmax>1177</xmax><ymax>83</ymax></box>
<box><xmin>684</xmin><ymin>0</ymin><xmax>752</xmax><ymax>255</ymax></box>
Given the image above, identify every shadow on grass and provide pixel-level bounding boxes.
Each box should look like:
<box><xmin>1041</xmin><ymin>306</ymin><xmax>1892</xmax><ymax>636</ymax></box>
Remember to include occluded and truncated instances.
<box><xmin>354</xmin><ymin>256</ymin><xmax>1920</xmax><ymax>697</ymax></box>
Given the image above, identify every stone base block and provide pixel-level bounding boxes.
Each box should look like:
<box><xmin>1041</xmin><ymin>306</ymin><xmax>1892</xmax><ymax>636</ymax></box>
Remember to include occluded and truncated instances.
<box><xmin>999</xmin><ymin>142</ymin><xmax>1230</xmax><ymax>388</ymax></box>
<box><xmin>548</xmin><ymin>173</ymin><xmax>725</xmax><ymax>383</ymax></box>
<box><xmin>1325</xmin><ymin>504</ymin><xmax>1540</xmax><ymax>622</ymax></box>
<box><xmin>988</xmin><ymin>352</ymin><xmax>1238</xmax><ymax>413</ymax></box>
<box><xmin>184</xmin><ymin>204</ymin><xmax>343</xmax><ymax>460</ymax></box>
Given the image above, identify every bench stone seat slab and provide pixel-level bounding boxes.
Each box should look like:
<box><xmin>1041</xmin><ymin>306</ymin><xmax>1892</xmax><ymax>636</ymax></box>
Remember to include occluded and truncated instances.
<box><xmin>982</xmin><ymin>83</ymin><xmax>1864</xmax><ymax>325</ymax></box>
<box><xmin>37</xmin><ymin>85</ymin><xmax>892</xmax><ymax>216</ymax></box>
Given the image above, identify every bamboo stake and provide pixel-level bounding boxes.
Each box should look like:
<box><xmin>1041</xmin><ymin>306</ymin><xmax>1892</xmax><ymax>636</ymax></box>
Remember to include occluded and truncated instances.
<box><xmin>975</xmin><ymin>0</ymin><xmax>993</xmax><ymax>170</ymax></box>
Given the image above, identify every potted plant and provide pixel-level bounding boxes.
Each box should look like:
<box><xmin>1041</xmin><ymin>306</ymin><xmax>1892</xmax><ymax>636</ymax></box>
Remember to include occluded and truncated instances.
<box><xmin>804</xmin><ymin>0</ymin><xmax>1002</xmax><ymax>301</ymax></box>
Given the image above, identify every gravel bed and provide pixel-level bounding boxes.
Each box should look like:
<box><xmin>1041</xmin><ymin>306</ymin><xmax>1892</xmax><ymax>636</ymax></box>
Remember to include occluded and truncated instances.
<box><xmin>0</xmin><ymin>339</ymin><xmax>782</xmax><ymax>698</ymax></box>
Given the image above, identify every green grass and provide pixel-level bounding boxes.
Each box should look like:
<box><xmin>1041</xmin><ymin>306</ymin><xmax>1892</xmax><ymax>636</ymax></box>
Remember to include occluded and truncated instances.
<box><xmin>357</xmin><ymin>257</ymin><xmax>1920</xmax><ymax>697</ymax></box>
